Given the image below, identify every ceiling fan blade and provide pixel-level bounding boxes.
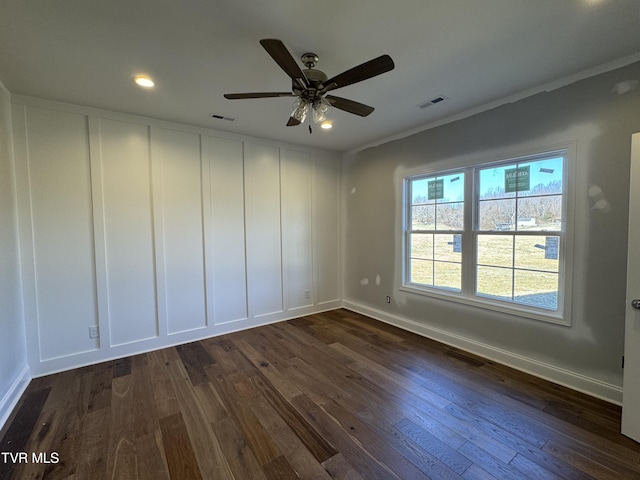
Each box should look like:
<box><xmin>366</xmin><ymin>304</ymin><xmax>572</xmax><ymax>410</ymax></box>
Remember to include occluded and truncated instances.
<box><xmin>325</xmin><ymin>95</ymin><xmax>375</xmax><ymax>117</ymax></box>
<box><xmin>323</xmin><ymin>54</ymin><xmax>394</xmax><ymax>92</ymax></box>
<box><xmin>224</xmin><ymin>92</ymin><xmax>294</xmax><ymax>99</ymax></box>
<box><xmin>286</xmin><ymin>116</ymin><xmax>301</xmax><ymax>127</ymax></box>
<box><xmin>260</xmin><ymin>39</ymin><xmax>308</xmax><ymax>89</ymax></box>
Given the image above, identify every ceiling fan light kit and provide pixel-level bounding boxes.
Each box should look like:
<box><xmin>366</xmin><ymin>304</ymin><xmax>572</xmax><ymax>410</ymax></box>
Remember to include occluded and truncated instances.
<box><xmin>224</xmin><ymin>39</ymin><xmax>394</xmax><ymax>129</ymax></box>
<box><xmin>291</xmin><ymin>97</ymin><xmax>309</xmax><ymax>123</ymax></box>
<box><xmin>311</xmin><ymin>97</ymin><xmax>331</xmax><ymax>124</ymax></box>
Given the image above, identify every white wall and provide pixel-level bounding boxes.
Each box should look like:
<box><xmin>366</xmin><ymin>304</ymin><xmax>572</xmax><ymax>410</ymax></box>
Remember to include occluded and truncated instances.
<box><xmin>11</xmin><ymin>97</ymin><xmax>341</xmax><ymax>377</ymax></box>
<box><xmin>0</xmin><ymin>83</ymin><xmax>29</xmax><ymax>428</ymax></box>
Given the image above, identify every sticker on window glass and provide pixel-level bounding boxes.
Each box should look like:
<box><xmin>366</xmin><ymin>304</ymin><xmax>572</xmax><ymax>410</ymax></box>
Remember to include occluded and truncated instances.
<box><xmin>428</xmin><ymin>179</ymin><xmax>444</xmax><ymax>200</ymax></box>
<box><xmin>545</xmin><ymin>236</ymin><xmax>559</xmax><ymax>260</ymax></box>
<box><xmin>452</xmin><ymin>234</ymin><xmax>462</xmax><ymax>253</ymax></box>
<box><xmin>505</xmin><ymin>165</ymin><xmax>530</xmax><ymax>193</ymax></box>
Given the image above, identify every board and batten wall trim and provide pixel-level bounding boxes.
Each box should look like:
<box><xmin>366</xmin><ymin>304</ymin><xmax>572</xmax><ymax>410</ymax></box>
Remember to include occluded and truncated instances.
<box><xmin>0</xmin><ymin>81</ymin><xmax>30</xmax><ymax>431</ymax></box>
<box><xmin>12</xmin><ymin>97</ymin><xmax>341</xmax><ymax>377</ymax></box>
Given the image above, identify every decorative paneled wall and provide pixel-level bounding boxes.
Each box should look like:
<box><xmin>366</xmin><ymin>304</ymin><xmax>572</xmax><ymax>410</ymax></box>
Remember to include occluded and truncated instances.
<box><xmin>153</xmin><ymin>128</ymin><xmax>206</xmax><ymax>336</ymax></box>
<box><xmin>244</xmin><ymin>143</ymin><xmax>285</xmax><ymax>318</ymax></box>
<box><xmin>98</xmin><ymin>119</ymin><xmax>158</xmax><ymax>347</ymax></box>
<box><xmin>282</xmin><ymin>149</ymin><xmax>314</xmax><ymax>312</ymax></box>
<box><xmin>205</xmin><ymin>135</ymin><xmax>248</xmax><ymax>324</ymax></box>
<box><xmin>16</xmin><ymin>108</ymin><xmax>99</xmax><ymax>361</ymax></box>
<box><xmin>12</xmin><ymin>99</ymin><xmax>341</xmax><ymax>376</ymax></box>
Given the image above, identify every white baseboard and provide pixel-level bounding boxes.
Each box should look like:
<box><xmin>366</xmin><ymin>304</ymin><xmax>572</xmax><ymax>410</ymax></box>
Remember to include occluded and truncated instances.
<box><xmin>0</xmin><ymin>365</ymin><xmax>31</xmax><ymax>431</ymax></box>
<box><xmin>343</xmin><ymin>301</ymin><xmax>623</xmax><ymax>405</ymax></box>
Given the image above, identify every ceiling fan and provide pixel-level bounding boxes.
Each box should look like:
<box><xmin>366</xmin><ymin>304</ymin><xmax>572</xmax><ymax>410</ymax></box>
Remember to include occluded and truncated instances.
<box><xmin>224</xmin><ymin>39</ymin><xmax>395</xmax><ymax>127</ymax></box>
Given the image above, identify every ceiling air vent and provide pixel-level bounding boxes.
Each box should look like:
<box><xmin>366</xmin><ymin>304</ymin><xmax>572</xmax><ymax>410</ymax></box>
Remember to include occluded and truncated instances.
<box><xmin>210</xmin><ymin>114</ymin><xmax>236</xmax><ymax>121</ymax></box>
<box><xmin>417</xmin><ymin>95</ymin><xmax>447</xmax><ymax>109</ymax></box>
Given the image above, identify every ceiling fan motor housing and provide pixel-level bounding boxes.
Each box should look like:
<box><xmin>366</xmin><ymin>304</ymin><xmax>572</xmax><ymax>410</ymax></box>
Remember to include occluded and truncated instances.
<box><xmin>293</xmin><ymin>65</ymin><xmax>328</xmax><ymax>97</ymax></box>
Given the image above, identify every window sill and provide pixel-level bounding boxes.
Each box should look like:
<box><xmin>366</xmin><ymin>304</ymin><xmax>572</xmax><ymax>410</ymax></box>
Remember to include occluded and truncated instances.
<box><xmin>399</xmin><ymin>284</ymin><xmax>570</xmax><ymax>327</ymax></box>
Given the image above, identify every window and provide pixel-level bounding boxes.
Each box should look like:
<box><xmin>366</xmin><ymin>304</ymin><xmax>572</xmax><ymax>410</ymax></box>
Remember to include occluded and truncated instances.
<box><xmin>403</xmin><ymin>149</ymin><xmax>571</xmax><ymax>324</ymax></box>
<box><xmin>407</xmin><ymin>172</ymin><xmax>465</xmax><ymax>291</ymax></box>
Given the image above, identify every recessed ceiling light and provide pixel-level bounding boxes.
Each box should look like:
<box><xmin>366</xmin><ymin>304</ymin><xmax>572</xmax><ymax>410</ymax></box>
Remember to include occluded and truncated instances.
<box><xmin>320</xmin><ymin>121</ymin><xmax>333</xmax><ymax>130</ymax></box>
<box><xmin>134</xmin><ymin>75</ymin><xmax>155</xmax><ymax>88</ymax></box>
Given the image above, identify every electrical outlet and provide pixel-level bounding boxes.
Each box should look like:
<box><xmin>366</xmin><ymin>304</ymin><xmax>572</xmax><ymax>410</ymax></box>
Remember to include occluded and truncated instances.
<box><xmin>304</xmin><ymin>289</ymin><xmax>310</xmax><ymax>299</ymax></box>
<box><xmin>89</xmin><ymin>325</ymin><xmax>99</xmax><ymax>339</ymax></box>
<box><xmin>386</xmin><ymin>296</ymin><xmax>391</xmax><ymax>304</ymax></box>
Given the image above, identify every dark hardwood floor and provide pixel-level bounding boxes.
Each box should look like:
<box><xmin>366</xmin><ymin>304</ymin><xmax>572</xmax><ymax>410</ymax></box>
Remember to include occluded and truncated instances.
<box><xmin>1</xmin><ymin>309</ymin><xmax>639</xmax><ymax>479</ymax></box>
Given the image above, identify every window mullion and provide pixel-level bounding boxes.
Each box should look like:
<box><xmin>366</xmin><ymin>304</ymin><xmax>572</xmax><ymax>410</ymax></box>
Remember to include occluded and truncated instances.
<box><xmin>462</xmin><ymin>167</ymin><xmax>475</xmax><ymax>295</ymax></box>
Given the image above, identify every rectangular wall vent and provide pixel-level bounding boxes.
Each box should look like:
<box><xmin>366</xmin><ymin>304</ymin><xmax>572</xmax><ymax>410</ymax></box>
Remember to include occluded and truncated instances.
<box><xmin>417</xmin><ymin>95</ymin><xmax>447</xmax><ymax>109</ymax></box>
<box><xmin>210</xmin><ymin>114</ymin><xmax>236</xmax><ymax>121</ymax></box>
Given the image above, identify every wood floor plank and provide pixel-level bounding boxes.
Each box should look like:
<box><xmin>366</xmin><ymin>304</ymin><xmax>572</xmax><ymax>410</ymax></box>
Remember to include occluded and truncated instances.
<box><xmin>234</xmin><ymin>337</ymin><xmax>303</xmax><ymax>400</ymax></box>
<box><xmin>192</xmin><ymin>382</ymin><xmax>228</xmax><ymax>425</ymax></box>
<box><xmin>159</xmin><ymin>413</ymin><xmax>202</xmax><ymax>480</ymax></box>
<box><xmin>249</xmin><ymin>373</ymin><xmax>338</xmax><ymax>463</ymax></box>
<box><xmin>106</xmin><ymin>375</ymin><xmax>137</xmax><ymax>480</ymax></box>
<box><xmin>330</xmin><ymin>341</ymin><xmax>451</xmax><ymax>409</ymax></box>
<box><xmin>399</xmin><ymin>398</ymin><xmax>519</xmax><ymax>465</ymax></box>
<box><xmin>210</xmin><ymin>416</ymin><xmax>268</xmax><ymax>480</ymax></box>
<box><xmin>206</xmin><ymin>368</ymin><xmax>282</xmax><ymax>466</ymax></box>
<box><xmin>112</xmin><ymin>356</ymin><xmax>132</xmax><ymax>379</ymax></box>
<box><xmin>2</xmin><ymin>309</ymin><xmax>640</xmax><ymax>480</ymax></box>
<box><xmin>263</xmin><ymin>455</ymin><xmax>300</xmax><ymax>480</ymax></box>
<box><xmin>245</xmin><ymin>324</ymin><xmax>299</xmax><ymax>363</ymax></box>
<box><xmin>242</xmin><ymin>380</ymin><xmax>336</xmax><ymax>480</ymax></box>
<box><xmin>164</xmin><ymin>350</ymin><xmax>234</xmax><ymax>479</ymax></box>
<box><xmin>462</xmin><ymin>464</ymin><xmax>501</xmax><ymax>480</ymax></box>
<box><xmin>321</xmin><ymin>398</ymin><xmax>433</xmax><ymax>479</ymax></box>
<box><xmin>149</xmin><ymin>350</ymin><xmax>180</xmax><ymax>420</ymax></box>
<box><xmin>175</xmin><ymin>341</ymin><xmax>215</xmax><ymax>386</ymax></box>
<box><xmin>543</xmin><ymin>438</ymin><xmax>640</xmax><ymax>479</ymax></box>
<box><xmin>199</xmin><ymin>342</ymin><xmax>242</xmax><ymax>377</ymax></box>
<box><xmin>18</xmin><ymin>396</ymin><xmax>82</xmax><ymax>479</ymax></box>
<box><xmin>0</xmin><ymin>387</ymin><xmax>51</xmax><ymax>480</ymax></box>
<box><xmin>355</xmin><ymin>407</ymin><xmax>468</xmax><ymax>480</ymax></box>
<box><xmin>284</xmin><ymin>356</ymin><xmax>370</xmax><ymax>414</ymax></box>
<box><xmin>391</xmin><ymin>356</ymin><xmax>553</xmax><ymax>450</ymax></box>
<box><xmin>275</xmin><ymin>327</ymin><xmax>415</xmax><ymax>419</ymax></box>
<box><xmin>132</xmin><ymin>355</ymin><xmax>162</xmax><ymax>439</ymax></box>
<box><xmin>75</xmin><ymin>407</ymin><xmax>110</xmax><ymax>480</ymax></box>
<box><xmin>135</xmin><ymin>430</ymin><xmax>170</xmax><ymax>480</ymax></box>
<box><xmin>395</xmin><ymin>417</ymin><xmax>473</xmax><ymax>475</ymax></box>
<box><xmin>458</xmin><ymin>441</ymin><xmax>531</xmax><ymax>480</ymax></box>
<box><xmin>86</xmin><ymin>363</ymin><xmax>113</xmax><ymax>413</ymax></box>
<box><xmin>291</xmin><ymin>393</ymin><xmax>403</xmax><ymax>480</ymax></box>
<box><xmin>508</xmin><ymin>453</ymin><xmax>566</xmax><ymax>480</ymax></box>
<box><xmin>12</xmin><ymin>370</ymin><xmax>87</xmax><ymax>479</ymax></box>
<box><xmin>321</xmin><ymin>452</ymin><xmax>366</xmax><ymax>480</ymax></box>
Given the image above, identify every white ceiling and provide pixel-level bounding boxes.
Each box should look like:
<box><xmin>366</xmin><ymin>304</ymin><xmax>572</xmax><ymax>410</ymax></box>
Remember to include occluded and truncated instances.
<box><xmin>1</xmin><ymin>0</ymin><xmax>639</xmax><ymax>152</ymax></box>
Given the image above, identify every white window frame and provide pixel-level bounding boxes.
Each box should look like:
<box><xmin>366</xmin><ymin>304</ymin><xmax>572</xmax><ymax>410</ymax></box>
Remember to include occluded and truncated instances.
<box><xmin>400</xmin><ymin>145</ymin><xmax>575</xmax><ymax>326</ymax></box>
<box><xmin>404</xmin><ymin>169</ymin><xmax>466</xmax><ymax>292</ymax></box>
